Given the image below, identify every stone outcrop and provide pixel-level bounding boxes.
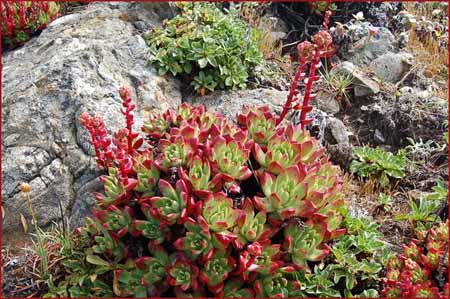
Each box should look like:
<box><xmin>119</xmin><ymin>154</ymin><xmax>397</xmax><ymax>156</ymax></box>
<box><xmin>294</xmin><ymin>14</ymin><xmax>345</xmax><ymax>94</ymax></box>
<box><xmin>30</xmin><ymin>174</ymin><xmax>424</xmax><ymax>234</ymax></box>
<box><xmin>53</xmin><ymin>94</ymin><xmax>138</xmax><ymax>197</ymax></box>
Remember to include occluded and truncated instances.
<box><xmin>1</xmin><ymin>2</ymin><xmax>182</xmax><ymax>232</ymax></box>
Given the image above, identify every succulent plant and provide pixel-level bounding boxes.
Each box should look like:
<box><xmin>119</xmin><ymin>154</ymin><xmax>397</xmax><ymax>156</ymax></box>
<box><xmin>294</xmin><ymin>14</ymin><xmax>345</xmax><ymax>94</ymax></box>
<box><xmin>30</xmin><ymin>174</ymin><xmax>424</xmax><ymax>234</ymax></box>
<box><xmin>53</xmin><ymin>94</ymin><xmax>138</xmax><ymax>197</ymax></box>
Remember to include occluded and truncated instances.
<box><xmin>115</xmin><ymin>268</ymin><xmax>148</xmax><ymax>297</ymax></box>
<box><xmin>52</xmin><ymin>10</ymin><xmax>355</xmax><ymax>297</ymax></box>
<box><xmin>145</xmin><ymin>179</ymin><xmax>194</xmax><ymax>226</ymax></box>
<box><xmin>207</xmin><ymin>136</ymin><xmax>252</xmax><ymax>181</ymax></box>
<box><xmin>199</xmin><ymin>251</ymin><xmax>235</xmax><ymax>293</ymax></box>
<box><xmin>221</xmin><ymin>279</ymin><xmax>254</xmax><ymax>298</ymax></box>
<box><xmin>142</xmin><ymin>109</ymin><xmax>173</xmax><ymax>139</ymax></box>
<box><xmin>178</xmin><ymin>155</ymin><xmax>222</xmax><ymax>198</ymax></box>
<box><xmin>133</xmin><ymin>153</ymin><xmax>160</xmax><ymax>197</ymax></box>
<box><xmin>284</xmin><ymin>222</ymin><xmax>331</xmax><ymax>267</ymax></box>
<box><xmin>255</xmin><ymin>165</ymin><xmax>309</xmax><ymax>219</ymax></box>
<box><xmin>136</xmin><ymin>245</ymin><xmax>169</xmax><ymax>285</ymax></box>
<box><xmin>381</xmin><ymin>221</ymin><xmax>449</xmax><ymax>298</ymax></box>
<box><xmin>202</xmin><ymin>192</ymin><xmax>240</xmax><ymax>234</ymax></box>
<box><xmin>254</xmin><ymin>133</ymin><xmax>303</xmax><ymax>174</ymax></box>
<box><xmin>1</xmin><ymin>1</ymin><xmax>60</xmax><ymax>49</ymax></box>
<box><xmin>95</xmin><ymin>167</ymin><xmax>138</xmax><ymax>208</ymax></box>
<box><xmin>67</xmin><ymin>81</ymin><xmax>349</xmax><ymax>296</ymax></box>
<box><xmin>132</xmin><ymin>204</ymin><xmax>167</xmax><ymax>244</ymax></box>
<box><xmin>94</xmin><ymin>205</ymin><xmax>133</xmax><ymax>239</ymax></box>
<box><xmin>174</xmin><ymin>217</ymin><xmax>213</xmax><ymax>261</ymax></box>
<box><xmin>167</xmin><ymin>255</ymin><xmax>199</xmax><ymax>292</ymax></box>
<box><xmin>145</xmin><ymin>2</ymin><xmax>263</xmax><ymax>93</ymax></box>
<box><xmin>238</xmin><ymin>105</ymin><xmax>277</xmax><ymax>145</ymax></box>
<box><xmin>254</xmin><ymin>267</ymin><xmax>302</xmax><ymax>298</ymax></box>
<box><xmin>234</xmin><ymin>199</ymin><xmax>270</xmax><ymax>247</ymax></box>
<box><xmin>157</xmin><ymin>136</ymin><xmax>197</xmax><ymax>170</ymax></box>
<box><xmin>236</xmin><ymin>240</ymin><xmax>283</xmax><ymax>280</ymax></box>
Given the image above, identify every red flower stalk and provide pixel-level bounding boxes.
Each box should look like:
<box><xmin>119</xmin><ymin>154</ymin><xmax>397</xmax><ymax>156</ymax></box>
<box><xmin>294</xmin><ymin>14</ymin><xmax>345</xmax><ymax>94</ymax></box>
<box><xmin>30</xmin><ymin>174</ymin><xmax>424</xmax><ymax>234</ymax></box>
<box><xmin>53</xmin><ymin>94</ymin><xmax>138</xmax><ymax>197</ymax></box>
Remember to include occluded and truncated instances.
<box><xmin>276</xmin><ymin>53</ymin><xmax>308</xmax><ymax>126</ymax></box>
<box><xmin>297</xmin><ymin>49</ymin><xmax>321</xmax><ymax>129</ymax></box>
<box><xmin>40</xmin><ymin>1</ymin><xmax>49</xmax><ymax>14</ymax></box>
<box><xmin>2</xmin><ymin>1</ymin><xmax>60</xmax><ymax>48</ymax></box>
<box><xmin>79</xmin><ymin>112</ymin><xmax>112</xmax><ymax>168</ymax></box>
<box><xmin>119</xmin><ymin>87</ymin><xmax>138</xmax><ymax>155</ymax></box>
<box><xmin>4</xmin><ymin>2</ymin><xmax>14</xmax><ymax>38</ymax></box>
<box><xmin>323</xmin><ymin>10</ymin><xmax>332</xmax><ymax>30</ymax></box>
<box><xmin>18</xmin><ymin>2</ymin><xmax>26</xmax><ymax>29</ymax></box>
<box><xmin>277</xmin><ymin>10</ymin><xmax>335</xmax><ymax>128</ymax></box>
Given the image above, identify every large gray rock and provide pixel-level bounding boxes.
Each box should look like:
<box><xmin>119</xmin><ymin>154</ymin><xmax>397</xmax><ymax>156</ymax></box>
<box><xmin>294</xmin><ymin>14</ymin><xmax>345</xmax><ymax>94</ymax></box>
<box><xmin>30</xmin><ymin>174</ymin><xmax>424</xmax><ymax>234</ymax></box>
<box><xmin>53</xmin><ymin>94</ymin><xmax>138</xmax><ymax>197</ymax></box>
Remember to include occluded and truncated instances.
<box><xmin>326</xmin><ymin>118</ymin><xmax>349</xmax><ymax>145</ymax></box>
<box><xmin>312</xmin><ymin>91</ymin><xmax>340</xmax><ymax>114</ymax></box>
<box><xmin>327</xmin><ymin>144</ymin><xmax>355</xmax><ymax>170</ymax></box>
<box><xmin>369</xmin><ymin>52</ymin><xmax>414</xmax><ymax>83</ymax></box>
<box><xmin>344</xmin><ymin>24</ymin><xmax>397</xmax><ymax>65</ymax></box>
<box><xmin>1</xmin><ymin>2</ymin><xmax>182</xmax><ymax>233</ymax></box>
<box><xmin>188</xmin><ymin>88</ymin><xmax>288</xmax><ymax>120</ymax></box>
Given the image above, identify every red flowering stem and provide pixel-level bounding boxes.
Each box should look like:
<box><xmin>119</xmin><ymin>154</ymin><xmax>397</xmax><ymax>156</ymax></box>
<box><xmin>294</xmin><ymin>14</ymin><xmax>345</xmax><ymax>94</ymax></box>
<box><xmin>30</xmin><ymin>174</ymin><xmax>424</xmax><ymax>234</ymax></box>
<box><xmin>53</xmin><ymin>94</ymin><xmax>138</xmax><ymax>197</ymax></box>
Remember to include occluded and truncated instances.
<box><xmin>119</xmin><ymin>87</ymin><xmax>136</xmax><ymax>155</ymax></box>
<box><xmin>299</xmin><ymin>50</ymin><xmax>321</xmax><ymax>129</ymax></box>
<box><xmin>276</xmin><ymin>62</ymin><xmax>307</xmax><ymax>125</ymax></box>
<box><xmin>5</xmin><ymin>1</ymin><xmax>14</xmax><ymax>38</ymax></box>
<box><xmin>41</xmin><ymin>1</ymin><xmax>49</xmax><ymax>14</ymax></box>
<box><xmin>18</xmin><ymin>1</ymin><xmax>26</xmax><ymax>29</ymax></box>
<box><xmin>79</xmin><ymin>113</ymin><xmax>111</xmax><ymax>168</ymax></box>
<box><xmin>323</xmin><ymin>10</ymin><xmax>331</xmax><ymax>30</ymax></box>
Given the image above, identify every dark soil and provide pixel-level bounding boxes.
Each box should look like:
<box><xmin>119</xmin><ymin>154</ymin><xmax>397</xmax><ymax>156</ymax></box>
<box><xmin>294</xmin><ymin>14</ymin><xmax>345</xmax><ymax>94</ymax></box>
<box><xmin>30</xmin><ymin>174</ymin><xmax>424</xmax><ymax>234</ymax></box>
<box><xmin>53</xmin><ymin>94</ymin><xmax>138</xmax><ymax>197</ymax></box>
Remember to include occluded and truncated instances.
<box><xmin>2</xmin><ymin>246</ymin><xmax>43</xmax><ymax>298</ymax></box>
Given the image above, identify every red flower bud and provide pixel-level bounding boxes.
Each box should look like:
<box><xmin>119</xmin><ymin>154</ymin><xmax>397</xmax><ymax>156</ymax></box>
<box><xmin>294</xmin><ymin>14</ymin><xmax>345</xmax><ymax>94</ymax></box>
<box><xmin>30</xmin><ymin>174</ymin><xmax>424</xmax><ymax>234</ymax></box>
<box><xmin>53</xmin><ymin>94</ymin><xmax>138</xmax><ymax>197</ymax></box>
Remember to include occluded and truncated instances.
<box><xmin>297</xmin><ymin>41</ymin><xmax>314</xmax><ymax>62</ymax></box>
<box><xmin>313</xmin><ymin>30</ymin><xmax>333</xmax><ymax>51</ymax></box>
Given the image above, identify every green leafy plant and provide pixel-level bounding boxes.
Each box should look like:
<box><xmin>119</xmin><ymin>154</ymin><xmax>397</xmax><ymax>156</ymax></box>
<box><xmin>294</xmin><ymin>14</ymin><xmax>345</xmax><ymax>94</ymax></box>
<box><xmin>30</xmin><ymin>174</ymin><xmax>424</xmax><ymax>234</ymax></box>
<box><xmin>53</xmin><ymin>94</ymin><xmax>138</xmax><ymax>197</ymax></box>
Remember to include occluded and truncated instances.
<box><xmin>145</xmin><ymin>2</ymin><xmax>263</xmax><ymax>94</ymax></box>
<box><xmin>405</xmin><ymin>137</ymin><xmax>442</xmax><ymax>165</ymax></box>
<box><xmin>350</xmin><ymin>146</ymin><xmax>407</xmax><ymax>187</ymax></box>
<box><xmin>396</xmin><ymin>198</ymin><xmax>440</xmax><ymax>230</ymax></box>
<box><xmin>1</xmin><ymin>1</ymin><xmax>60</xmax><ymax>48</ymax></box>
<box><xmin>426</xmin><ymin>180</ymin><xmax>448</xmax><ymax>201</ymax></box>
<box><xmin>396</xmin><ymin>180</ymin><xmax>447</xmax><ymax>230</ymax></box>
<box><xmin>377</xmin><ymin>193</ymin><xmax>393</xmax><ymax>213</ymax></box>
<box><xmin>322</xmin><ymin>210</ymin><xmax>390</xmax><ymax>297</ymax></box>
<box><xmin>275</xmin><ymin>209</ymin><xmax>390</xmax><ymax>298</ymax></box>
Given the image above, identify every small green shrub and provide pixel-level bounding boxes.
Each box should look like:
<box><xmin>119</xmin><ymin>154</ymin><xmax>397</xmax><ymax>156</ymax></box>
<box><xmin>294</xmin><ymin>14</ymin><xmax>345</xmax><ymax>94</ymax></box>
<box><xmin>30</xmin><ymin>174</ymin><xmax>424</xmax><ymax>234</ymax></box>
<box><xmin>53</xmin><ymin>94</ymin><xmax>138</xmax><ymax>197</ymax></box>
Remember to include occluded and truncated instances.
<box><xmin>1</xmin><ymin>1</ymin><xmax>60</xmax><ymax>48</ymax></box>
<box><xmin>377</xmin><ymin>193</ymin><xmax>393</xmax><ymax>213</ymax></box>
<box><xmin>285</xmin><ymin>209</ymin><xmax>390</xmax><ymax>298</ymax></box>
<box><xmin>144</xmin><ymin>2</ymin><xmax>263</xmax><ymax>94</ymax></box>
<box><xmin>320</xmin><ymin>67</ymin><xmax>354</xmax><ymax>104</ymax></box>
<box><xmin>350</xmin><ymin>147</ymin><xmax>407</xmax><ymax>187</ymax></box>
<box><xmin>396</xmin><ymin>180</ymin><xmax>447</xmax><ymax>230</ymax></box>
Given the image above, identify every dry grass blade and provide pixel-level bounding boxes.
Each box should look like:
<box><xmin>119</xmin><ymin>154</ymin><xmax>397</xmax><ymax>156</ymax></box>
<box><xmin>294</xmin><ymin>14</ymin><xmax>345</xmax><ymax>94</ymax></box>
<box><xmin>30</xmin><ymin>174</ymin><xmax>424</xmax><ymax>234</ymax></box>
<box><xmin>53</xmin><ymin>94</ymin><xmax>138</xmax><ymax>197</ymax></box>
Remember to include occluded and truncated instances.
<box><xmin>20</xmin><ymin>213</ymin><xmax>29</xmax><ymax>234</ymax></box>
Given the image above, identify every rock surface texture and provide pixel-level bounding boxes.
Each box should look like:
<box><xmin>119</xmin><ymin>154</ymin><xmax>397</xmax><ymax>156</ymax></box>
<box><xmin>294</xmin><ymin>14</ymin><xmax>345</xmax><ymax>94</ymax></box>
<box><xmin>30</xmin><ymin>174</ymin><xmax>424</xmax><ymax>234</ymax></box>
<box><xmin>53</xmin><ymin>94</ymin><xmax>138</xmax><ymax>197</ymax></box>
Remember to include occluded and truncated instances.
<box><xmin>188</xmin><ymin>88</ymin><xmax>288</xmax><ymax>120</ymax></box>
<box><xmin>2</xmin><ymin>2</ymin><xmax>182</xmax><ymax>232</ymax></box>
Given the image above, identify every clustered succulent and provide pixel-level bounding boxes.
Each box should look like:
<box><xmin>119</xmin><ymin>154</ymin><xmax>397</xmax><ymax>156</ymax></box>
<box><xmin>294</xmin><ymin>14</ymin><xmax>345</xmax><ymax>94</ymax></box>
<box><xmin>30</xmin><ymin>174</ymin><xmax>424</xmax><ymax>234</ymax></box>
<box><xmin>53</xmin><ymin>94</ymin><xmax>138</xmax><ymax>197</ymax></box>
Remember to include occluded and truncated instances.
<box><xmin>144</xmin><ymin>2</ymin><xmax>263</xmax><ymax>94</ymax></box>
<box><xmin>381</xmin><ymin>220</ymin><xmax>449</xmax><ymax>298</ymax></box>
<box><xmin>59</xmin><ymin>77</ymin><xmax>348</xmax><ymax>297</ymax></box>
<box><xmin>1</xmin><ymin>1</ymin><xmax>60</xmax><ymax>48</ymax></box>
